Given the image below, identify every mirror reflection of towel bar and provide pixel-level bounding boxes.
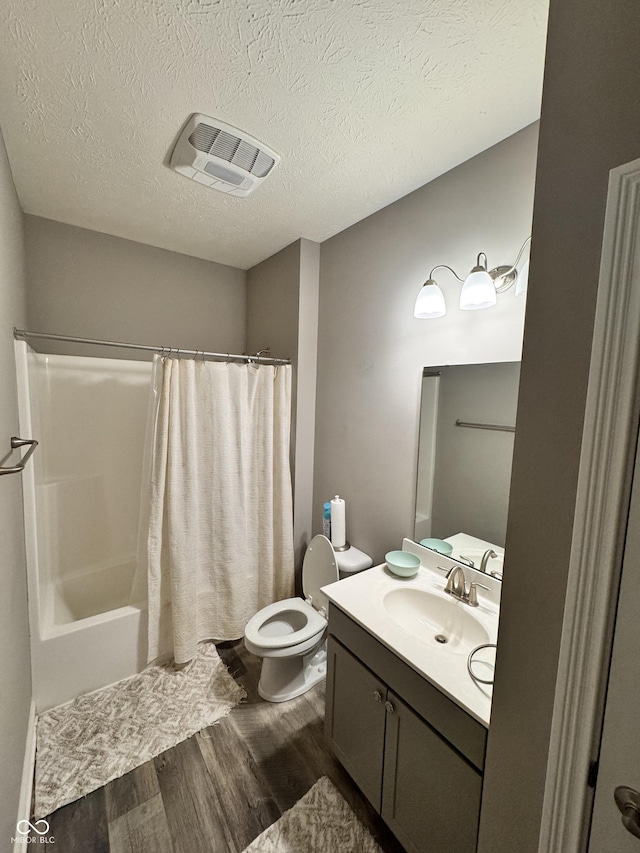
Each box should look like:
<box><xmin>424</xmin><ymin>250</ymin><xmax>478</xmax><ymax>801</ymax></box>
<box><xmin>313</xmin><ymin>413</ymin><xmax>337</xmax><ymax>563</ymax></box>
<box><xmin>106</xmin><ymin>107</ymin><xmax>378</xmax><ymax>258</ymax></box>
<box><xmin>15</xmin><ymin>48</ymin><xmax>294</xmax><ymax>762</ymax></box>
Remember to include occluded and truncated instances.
<box><xmin>455</xmin><ymin>419</ymin><xmax>515</xmax><ymax>433</ymax></box>
<box><xmin>0</xmin><ymin>436</ymin><xmax>38</xmax><ymax>475</ymax></box>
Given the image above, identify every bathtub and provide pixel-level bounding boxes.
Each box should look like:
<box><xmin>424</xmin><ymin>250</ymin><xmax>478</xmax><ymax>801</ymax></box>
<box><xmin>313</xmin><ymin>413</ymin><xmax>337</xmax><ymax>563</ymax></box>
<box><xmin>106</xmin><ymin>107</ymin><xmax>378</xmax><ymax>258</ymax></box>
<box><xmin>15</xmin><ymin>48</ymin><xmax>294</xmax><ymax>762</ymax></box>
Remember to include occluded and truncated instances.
<box><xmin>16</xmin><ymin>342</ymin><xmax>153</xmax><ymax>711</ymax></box>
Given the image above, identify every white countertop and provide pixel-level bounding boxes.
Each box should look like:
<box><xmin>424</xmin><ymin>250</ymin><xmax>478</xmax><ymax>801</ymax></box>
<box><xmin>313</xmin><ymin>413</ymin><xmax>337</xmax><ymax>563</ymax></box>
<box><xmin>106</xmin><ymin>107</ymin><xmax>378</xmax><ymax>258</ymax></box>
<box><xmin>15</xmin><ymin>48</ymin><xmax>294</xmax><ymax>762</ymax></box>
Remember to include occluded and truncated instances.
<box><xmin>321</xmin><ymin>540</ymin><xmax>500</xmax><ymax>727</ymax></box>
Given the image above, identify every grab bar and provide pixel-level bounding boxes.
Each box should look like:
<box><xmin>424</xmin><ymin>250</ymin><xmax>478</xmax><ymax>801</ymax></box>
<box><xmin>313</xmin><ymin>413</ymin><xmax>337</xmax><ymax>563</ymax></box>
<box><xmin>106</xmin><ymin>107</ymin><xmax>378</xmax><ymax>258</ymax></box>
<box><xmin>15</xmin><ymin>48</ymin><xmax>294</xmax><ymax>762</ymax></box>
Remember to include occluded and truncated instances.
<box><xmin>455</xmin><ymin>419</ymin><xmax>515</xmax><ymax>433</ymax></box>
<box><xmin>0</xmin><ymin>437</ymin><xmax>38</xmax><ymax>476</ymax></box>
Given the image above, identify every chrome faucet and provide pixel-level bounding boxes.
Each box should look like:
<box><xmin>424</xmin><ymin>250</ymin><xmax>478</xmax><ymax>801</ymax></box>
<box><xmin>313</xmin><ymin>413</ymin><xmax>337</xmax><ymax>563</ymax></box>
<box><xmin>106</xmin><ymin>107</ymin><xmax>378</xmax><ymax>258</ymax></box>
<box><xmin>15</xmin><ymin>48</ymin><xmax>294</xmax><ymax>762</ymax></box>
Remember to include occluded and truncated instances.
<box><xmin>444</xmin><ymin>565</ymin><xmax>489</xmax><ymax>607</ymax></box>
<box><xmin>479</xmin><ymin>549</ymin><xmax>498</xmax><ymax>574</ymax></box>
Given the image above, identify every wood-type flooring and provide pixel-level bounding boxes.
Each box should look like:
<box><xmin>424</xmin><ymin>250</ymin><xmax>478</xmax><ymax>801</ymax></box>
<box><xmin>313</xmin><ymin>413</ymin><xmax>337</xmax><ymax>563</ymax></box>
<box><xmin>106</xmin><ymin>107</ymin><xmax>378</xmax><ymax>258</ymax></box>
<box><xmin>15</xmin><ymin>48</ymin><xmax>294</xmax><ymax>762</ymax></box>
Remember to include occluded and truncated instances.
<box><xmin>36</xmin><ymin>640</ymin><xmax>406</xmax><ymax>852</ymax></box>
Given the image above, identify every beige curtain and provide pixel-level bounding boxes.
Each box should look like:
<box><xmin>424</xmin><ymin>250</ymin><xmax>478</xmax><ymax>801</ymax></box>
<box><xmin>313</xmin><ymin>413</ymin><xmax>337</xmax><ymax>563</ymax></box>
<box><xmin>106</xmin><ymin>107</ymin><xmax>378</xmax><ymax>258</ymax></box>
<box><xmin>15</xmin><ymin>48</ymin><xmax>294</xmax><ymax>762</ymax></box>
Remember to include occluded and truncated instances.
<box><xmin>138</xmin><ymin>356</ymin><xmax>294</xmax><ymax>665</ymax></box>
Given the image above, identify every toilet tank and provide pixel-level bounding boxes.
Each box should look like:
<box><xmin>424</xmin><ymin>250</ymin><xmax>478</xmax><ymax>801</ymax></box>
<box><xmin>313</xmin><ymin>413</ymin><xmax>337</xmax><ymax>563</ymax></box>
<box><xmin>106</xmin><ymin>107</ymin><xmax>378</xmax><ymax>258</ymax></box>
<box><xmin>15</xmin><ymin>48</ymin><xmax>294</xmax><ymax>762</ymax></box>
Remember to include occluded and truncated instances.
<box><xmin>335</xmin><ymin>545</ymin><xmax>373</xmax><ymax>580</ymax></box>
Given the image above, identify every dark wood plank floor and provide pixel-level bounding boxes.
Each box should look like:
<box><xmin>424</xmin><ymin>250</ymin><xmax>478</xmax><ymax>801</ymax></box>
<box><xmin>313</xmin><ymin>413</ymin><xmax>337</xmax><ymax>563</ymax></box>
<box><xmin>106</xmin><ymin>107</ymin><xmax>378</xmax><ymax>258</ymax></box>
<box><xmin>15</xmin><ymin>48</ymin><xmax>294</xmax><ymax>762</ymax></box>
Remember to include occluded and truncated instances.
<box><xmin>39</xmin><ymin>641</ymin><xmax>406</xmax><ymax>852</ymax></box>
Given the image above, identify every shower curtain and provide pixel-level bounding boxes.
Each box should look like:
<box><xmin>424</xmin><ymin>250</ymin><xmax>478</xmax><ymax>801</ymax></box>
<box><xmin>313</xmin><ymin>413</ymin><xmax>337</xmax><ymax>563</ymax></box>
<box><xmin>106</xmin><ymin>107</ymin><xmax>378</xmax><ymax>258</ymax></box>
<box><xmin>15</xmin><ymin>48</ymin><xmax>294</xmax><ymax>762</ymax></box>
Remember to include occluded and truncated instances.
<box><xmin>136</xmin><ymin>356</ymin><xmax>294</xmax><ymax>665</ymax></box>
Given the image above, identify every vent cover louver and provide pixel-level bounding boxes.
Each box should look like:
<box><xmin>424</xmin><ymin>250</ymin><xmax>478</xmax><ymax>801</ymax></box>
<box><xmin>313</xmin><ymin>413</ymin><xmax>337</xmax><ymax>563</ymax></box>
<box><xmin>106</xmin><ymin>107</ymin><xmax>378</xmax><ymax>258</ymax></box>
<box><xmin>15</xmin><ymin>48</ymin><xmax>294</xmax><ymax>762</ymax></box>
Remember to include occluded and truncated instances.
<box><xmin>170</xmin><ymin>114</ymin><xmax>279</xmax><ymax>197</ymax></box>
<box><xmin>188</xmin><ymin>124</ymin><xmax>275</xmax><ymax>177</ymax></box>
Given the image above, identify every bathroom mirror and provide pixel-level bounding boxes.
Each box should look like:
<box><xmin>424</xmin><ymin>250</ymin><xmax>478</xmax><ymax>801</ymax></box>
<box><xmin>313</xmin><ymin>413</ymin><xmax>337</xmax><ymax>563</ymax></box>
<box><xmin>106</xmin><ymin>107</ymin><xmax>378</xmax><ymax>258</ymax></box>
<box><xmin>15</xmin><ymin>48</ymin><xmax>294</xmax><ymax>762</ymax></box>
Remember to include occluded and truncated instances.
<box><xmin>414</xmin><ymin>362</ymin><xmax>520</xmax><ymax>561</ymax></box>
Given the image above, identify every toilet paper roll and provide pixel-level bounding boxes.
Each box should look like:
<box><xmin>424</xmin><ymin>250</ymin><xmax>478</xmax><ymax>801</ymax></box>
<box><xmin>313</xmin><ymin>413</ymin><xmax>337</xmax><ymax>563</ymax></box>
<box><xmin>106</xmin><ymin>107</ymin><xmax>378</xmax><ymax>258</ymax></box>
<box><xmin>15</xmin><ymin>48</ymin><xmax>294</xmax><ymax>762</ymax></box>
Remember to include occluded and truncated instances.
<box><xmin>330</xmin><ymin>495</ymin><xmax>346</xmax><ymax>548</ymax></box>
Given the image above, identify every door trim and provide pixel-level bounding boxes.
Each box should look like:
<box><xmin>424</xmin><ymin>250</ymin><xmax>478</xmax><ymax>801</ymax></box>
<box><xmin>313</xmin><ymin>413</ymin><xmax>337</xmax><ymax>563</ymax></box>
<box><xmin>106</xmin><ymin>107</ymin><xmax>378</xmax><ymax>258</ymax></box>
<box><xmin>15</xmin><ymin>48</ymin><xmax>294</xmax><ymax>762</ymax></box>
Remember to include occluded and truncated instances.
<box><xmin>539</xmin><ymin>159</ymin><xmax>640</xmax><ymax>852</ymax></box>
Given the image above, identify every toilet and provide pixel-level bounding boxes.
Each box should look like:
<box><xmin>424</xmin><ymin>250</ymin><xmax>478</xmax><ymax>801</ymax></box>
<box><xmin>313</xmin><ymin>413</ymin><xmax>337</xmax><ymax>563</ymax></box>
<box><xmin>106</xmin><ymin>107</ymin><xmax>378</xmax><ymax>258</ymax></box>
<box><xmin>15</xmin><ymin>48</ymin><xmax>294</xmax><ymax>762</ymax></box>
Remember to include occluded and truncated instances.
<box><xmin>244</xmin><ymin>534</ymin><xmax>371</xmax><ymax>702</ymax></box>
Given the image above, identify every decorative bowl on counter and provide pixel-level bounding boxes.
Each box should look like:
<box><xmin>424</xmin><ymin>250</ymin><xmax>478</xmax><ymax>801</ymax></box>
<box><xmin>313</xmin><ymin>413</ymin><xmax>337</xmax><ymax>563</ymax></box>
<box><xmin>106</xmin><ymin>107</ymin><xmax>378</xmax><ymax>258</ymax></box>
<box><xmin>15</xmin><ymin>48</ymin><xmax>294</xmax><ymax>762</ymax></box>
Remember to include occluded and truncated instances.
<box><xmin>385</xmin><ymin>550</ymin><xmax>421</xmax><ymax>578</ymax></box>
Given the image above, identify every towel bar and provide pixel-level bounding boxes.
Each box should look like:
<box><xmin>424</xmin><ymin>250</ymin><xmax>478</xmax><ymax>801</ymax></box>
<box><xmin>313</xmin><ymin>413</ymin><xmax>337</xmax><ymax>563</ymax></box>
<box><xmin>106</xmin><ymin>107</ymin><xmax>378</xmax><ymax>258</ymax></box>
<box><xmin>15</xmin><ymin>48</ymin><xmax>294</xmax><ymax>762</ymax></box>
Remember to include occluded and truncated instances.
<box><xmin>455</xmin><ymin>419</ymin><xmax>515</xmax><ymax>433</ymax></box>
<box><xmin>0</xmin><ymin>437</ymin><xmax>38</xmax><ymax>475</ymax></box>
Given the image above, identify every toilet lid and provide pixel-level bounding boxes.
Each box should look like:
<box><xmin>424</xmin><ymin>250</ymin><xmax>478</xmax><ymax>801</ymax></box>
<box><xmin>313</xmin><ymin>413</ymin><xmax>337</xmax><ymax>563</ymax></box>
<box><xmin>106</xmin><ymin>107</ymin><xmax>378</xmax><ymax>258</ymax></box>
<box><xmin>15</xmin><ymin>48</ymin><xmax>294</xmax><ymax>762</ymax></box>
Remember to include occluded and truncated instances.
<box><xmin>302</xmin><ymin>534</ymin><xmax>339</xmax><ymax>612</ymax></box>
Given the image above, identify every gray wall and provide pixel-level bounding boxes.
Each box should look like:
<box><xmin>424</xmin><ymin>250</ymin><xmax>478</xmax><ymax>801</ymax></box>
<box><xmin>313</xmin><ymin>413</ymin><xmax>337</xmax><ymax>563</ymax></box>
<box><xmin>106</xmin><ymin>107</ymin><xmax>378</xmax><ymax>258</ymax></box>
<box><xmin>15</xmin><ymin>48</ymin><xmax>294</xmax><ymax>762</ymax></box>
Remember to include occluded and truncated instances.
<box><xmin>246</xmin><ymin>240</ymin><xmax>301</xmax><ymax>363</ymax></box>
<box><xmin>429</xmin><ymin>362</ymin><xmax>520</xmax><ymax>548</ymax></box>
<box><xmin>293</xmin><ymin>239</ymin><xmax>320</xmax><ymax>569</ymax></box>
<box><xmin>24</xmin><ymin>215</ymin><xmax>246</xmax><ymax>357</ymax></box>
<box><xmin>313</xmin><ymin>124</ymin><xmax>538</xmax><ymax>564</ymax></box>
<box><xmin>478</xmin><ymin>1</ymin><xmax>640</xmax><ymax>850</ymax></box>
<box><xmin>0</xmin><ymin>125</ymin><xmax>31</xmax><ymax>843</ymax></box>
<box><xmin>247</xmin><ymin>238</ymin><xmax>320</xmax><ymax>573</ymax></box>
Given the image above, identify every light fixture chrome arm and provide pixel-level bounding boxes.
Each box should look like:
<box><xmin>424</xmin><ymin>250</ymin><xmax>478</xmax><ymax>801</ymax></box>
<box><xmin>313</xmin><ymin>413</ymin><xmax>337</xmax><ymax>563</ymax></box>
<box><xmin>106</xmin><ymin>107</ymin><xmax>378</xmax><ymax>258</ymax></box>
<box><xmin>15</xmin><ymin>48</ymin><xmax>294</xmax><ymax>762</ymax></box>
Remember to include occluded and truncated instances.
<box><xmin>493</xmin><ymin>236</ymin><xmax>531</xmax><ymax>293</ymax></box>
<box><xmin>475</xmin><ymin>252</ymin><xmax>488</xmax><ymax>270</ymax></box>
<box><xmin>428</xmin><ymin>264</ymin><xmax>465</xmax><ymax>283</ymax></box>
<box><xmin>502</xmin><ymin>236</ymin><xmax>532</xmax><ymax>277</ymax></box>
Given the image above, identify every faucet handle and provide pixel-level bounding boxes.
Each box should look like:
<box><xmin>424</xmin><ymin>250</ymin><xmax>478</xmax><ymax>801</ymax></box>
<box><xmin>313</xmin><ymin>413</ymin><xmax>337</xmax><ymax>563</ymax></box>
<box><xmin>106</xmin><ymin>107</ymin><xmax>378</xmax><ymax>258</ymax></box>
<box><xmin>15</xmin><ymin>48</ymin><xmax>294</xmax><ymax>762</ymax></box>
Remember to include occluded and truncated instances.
<box><xmin>435</xmin><ymin>564</ymin><xmax>459</xmax><ymax>580</ymax></box>
<box><xmin>468</xmin><ymin>581</ymin><xmax>490</xmax><ymax>607</ymax></box>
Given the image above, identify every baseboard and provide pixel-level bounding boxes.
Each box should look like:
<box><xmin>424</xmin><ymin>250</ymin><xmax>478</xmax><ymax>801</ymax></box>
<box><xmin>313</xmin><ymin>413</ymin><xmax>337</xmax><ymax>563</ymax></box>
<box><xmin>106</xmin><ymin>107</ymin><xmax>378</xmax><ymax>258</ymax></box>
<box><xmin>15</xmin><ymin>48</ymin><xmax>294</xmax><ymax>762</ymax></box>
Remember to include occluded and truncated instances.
<box><xmin>13</xmin><ymin>700</ymin><xmax>36</xmax><ymax>852</ymax></box>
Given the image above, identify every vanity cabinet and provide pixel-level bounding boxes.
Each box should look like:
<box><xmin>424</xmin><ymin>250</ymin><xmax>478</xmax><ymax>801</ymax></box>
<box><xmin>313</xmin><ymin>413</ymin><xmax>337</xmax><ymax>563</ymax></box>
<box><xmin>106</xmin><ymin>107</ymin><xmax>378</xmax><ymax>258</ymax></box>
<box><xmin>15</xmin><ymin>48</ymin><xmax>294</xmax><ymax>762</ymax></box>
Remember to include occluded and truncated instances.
<box><xmin>325</xmin><ymin>633</ymin><xmax>388</xmax><ymax>808</ymax></box>
<box><xmin>325</xmin><ymin>606</ymin><xmax>486</xmax><ymax>853</ymax></box>
<box><xmin>381</xmin><ymin>690</ymin><xmax>482</xmax><ymax>853</ymax></box>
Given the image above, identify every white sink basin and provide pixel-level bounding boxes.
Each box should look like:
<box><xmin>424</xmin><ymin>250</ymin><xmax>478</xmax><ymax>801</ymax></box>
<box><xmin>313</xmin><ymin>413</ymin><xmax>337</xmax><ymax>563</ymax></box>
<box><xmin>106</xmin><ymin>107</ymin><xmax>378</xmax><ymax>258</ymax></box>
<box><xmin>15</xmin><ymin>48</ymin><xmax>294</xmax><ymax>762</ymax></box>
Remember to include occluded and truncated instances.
<box><xmin>383</xmin><ymin>588</ymin><xmax>491</xmax><ymax>652</ymax></box>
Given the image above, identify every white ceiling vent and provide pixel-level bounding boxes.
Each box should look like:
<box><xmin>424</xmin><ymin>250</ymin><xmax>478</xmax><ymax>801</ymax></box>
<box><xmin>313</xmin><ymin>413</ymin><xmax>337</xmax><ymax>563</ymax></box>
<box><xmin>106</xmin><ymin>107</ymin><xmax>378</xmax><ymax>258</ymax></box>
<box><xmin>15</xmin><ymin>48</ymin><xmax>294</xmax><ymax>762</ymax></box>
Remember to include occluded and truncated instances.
<box><xmin>170</xmin><ymin>114</ymin><xmax>280</xmax><ymax>197</ymax></box>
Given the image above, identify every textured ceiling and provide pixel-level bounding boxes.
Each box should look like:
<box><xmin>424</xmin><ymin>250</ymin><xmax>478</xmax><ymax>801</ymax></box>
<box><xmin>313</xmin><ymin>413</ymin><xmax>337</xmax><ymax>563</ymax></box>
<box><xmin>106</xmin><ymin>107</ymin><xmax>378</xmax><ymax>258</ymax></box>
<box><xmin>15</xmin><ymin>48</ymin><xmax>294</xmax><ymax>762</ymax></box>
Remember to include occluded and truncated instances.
<box><xmin>0</xmin><ymin>0</ymin><xmax>548</xmax><ymax>270</ymax></box>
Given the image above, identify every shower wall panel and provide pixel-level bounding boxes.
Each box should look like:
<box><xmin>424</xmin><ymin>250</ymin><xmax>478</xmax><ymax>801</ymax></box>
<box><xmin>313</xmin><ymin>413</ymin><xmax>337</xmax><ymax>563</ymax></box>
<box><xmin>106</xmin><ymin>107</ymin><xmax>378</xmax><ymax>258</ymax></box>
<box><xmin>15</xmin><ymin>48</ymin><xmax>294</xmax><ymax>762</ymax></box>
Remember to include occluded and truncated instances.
<box><xmin>29</xmin><ymin>351</ymin><xmax>151</xmax><ymax>614</ymax></box>
<box><xmin>16</xmin><ymin>341</ymin><xmax>153</xmax><ymax>710</ymax></box>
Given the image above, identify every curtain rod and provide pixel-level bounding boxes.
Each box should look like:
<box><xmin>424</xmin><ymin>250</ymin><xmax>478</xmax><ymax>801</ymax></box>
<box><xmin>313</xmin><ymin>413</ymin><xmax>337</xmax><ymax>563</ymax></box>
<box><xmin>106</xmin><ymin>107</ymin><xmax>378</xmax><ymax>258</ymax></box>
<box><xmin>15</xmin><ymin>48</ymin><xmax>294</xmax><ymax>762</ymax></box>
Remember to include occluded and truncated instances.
<box><xmin>13</xmin><ymin>329</ymin><xmax>291</xmax><ymax>366</ymax></box>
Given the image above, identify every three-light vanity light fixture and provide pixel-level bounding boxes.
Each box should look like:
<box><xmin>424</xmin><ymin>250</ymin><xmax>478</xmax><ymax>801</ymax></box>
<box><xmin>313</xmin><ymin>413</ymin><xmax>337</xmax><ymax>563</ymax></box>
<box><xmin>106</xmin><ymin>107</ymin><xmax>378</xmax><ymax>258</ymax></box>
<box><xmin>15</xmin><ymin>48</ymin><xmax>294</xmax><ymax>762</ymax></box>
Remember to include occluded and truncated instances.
<box><xmin>413</xmin><ymin>236</ymin><xmax>531</xmax><ymax>319</ymax></box>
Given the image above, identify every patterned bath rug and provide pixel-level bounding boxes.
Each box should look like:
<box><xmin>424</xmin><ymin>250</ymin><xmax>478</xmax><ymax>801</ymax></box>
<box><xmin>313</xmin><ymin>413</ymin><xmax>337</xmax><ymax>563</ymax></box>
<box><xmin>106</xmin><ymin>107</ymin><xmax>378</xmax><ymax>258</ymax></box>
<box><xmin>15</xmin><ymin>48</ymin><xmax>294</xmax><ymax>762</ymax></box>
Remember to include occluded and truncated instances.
<box><xmin>242</xmin><ymin>776</ymin><xmax>383</xmax><ymax>853</ymax></box>
<box><xmin>34</xmin><ymin>642</ymin><xmax>245</xmax><ymax>818</ymax></box>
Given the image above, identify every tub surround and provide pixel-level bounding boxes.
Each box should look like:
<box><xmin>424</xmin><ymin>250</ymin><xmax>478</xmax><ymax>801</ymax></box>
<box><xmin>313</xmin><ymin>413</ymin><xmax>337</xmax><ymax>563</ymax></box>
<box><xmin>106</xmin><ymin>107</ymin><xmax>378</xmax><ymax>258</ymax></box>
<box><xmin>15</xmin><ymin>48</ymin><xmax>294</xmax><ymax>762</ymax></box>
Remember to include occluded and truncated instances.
<box><xmin>15</xmin><ymin>342</ymin><xmax>152</xmax><ymax>711</ymax></box>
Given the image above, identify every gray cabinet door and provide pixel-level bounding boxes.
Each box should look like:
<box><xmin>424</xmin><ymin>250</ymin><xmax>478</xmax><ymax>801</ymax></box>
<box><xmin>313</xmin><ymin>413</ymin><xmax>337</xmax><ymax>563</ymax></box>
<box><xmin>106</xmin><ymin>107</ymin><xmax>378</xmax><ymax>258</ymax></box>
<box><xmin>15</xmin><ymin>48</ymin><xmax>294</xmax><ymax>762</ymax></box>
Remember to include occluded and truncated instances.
<box><xmin>382</xmin><ymin>692</ymin><xmax>482</xmax><ymax>853</ymax></box>
<box><xmin>325</xmin><ymin>637</ymin><xmax>387</xmax><ymax>810</ymax></box>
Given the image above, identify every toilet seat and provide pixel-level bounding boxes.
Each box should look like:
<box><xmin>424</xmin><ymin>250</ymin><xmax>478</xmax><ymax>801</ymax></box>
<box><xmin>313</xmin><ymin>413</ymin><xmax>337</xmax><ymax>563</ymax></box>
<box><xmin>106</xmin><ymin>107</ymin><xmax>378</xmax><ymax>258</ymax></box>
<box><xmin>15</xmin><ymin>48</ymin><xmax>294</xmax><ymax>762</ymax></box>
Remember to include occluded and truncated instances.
<box><xmin>244</xmin><ymin>596</ymin><xmax>326</xmax><ymax>651</ymax></box>
<box><xmin>244</xmin><ymin>535</ymin><xmax>340</xmax><ymax>700</ymax></box>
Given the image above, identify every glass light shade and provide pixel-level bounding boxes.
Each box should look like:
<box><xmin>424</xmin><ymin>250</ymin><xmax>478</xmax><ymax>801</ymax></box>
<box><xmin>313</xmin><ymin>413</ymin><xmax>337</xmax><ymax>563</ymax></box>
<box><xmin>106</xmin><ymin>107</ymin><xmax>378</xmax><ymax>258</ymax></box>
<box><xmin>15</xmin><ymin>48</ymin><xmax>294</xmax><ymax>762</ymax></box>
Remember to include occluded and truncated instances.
<box><xmin>515</xmin><ymin>257</ymin><xmax>529</xmax><ymax>297</ymax></box>
<box><xmin>414</xmin><ymin>280</ymin><xmax>446</xmax><ymax>319</ymax></box>
<box><xmin>459</xmin><ymin>269</ymin><xmax>497</xmax><ymax>310</ymax></box>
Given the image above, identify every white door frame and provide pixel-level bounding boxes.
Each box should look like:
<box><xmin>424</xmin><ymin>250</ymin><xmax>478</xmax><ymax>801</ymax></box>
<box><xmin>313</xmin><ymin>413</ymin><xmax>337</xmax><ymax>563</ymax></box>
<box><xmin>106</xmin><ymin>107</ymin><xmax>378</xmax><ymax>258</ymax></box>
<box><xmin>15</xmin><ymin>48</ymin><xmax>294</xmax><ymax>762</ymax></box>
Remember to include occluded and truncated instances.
<box><xmin>538</xmin><ymin>158</ymin><xmax>640</xmax><ymax>852</ymax></box>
